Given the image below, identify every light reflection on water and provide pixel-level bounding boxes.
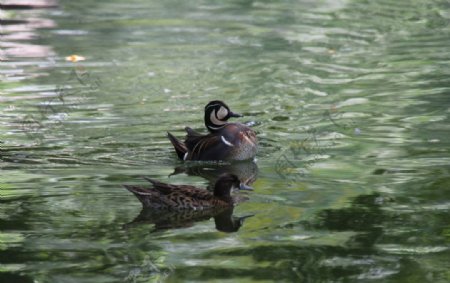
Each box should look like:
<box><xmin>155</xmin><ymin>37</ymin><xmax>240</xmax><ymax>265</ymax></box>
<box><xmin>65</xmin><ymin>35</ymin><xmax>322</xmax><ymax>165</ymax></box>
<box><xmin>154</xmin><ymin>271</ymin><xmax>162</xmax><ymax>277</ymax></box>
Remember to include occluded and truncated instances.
<box><xmin>1</xmin><ymin>0</ymin><xmax>449</xmax><ymax>282</ymax></box>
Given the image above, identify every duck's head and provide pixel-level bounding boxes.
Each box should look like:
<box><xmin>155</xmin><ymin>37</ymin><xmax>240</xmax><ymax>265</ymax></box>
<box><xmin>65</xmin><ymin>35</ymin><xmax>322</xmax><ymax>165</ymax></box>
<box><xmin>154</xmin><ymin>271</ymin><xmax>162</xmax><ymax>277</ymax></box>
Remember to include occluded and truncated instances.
<box><xmin>204</xmin><ymin>100</ymin><xmax>242</xmax><ymax>132</ymax></box>
<box><xmin>213</xmin><ymin>173</ymin><xmax>253</xmax><ymax>198</ymax></box>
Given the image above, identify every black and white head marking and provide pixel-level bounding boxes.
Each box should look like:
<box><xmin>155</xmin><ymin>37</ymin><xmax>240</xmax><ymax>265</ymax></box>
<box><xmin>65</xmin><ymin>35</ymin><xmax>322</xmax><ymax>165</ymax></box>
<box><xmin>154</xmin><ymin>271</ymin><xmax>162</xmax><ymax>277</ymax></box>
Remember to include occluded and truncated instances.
<box><xmin>208</xmin><ymin>105</ymin><xmax>229</xmax><ymax>128</ymax></box>
<box><xmin>205</xmin><ymin>101</ymin><xmax>230</xmax><ymax>131</ymax></box>
<box><xmin>204</xmin><ymin>100</ymin><xmax>243</xmax><ymax>132</ymax></box>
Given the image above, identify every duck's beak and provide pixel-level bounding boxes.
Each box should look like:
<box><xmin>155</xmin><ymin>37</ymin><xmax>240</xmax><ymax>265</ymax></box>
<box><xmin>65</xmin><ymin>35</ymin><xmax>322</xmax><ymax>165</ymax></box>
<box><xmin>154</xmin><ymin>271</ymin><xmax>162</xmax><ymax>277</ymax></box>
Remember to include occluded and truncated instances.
<box><xmin>229</xmin><ymin>111</ymin><xmax>243</xmax><ymax>118</ymax></box>
<box><xmin>239</xmin><ymin>183</ymin><xmax>253</xmax><ymax>191</ymax></box>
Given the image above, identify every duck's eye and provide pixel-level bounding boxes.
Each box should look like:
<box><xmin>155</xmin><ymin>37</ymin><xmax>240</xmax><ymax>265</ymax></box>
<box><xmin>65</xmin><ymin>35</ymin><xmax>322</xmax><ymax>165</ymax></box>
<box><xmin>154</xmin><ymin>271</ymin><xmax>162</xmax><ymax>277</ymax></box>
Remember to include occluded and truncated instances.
<box><xmin>216</xmin><ymin>106</ymin><xmax>229</xmax><ymax>120</ymax></box>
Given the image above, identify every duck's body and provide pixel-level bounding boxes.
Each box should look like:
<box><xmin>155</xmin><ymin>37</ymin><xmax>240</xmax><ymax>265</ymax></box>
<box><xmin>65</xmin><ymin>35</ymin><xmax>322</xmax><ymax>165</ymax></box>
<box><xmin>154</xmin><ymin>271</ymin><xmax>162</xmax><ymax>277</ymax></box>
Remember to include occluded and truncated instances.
<box><xmin>124</xmin><ymin>173</ymin><xmax>252</xmax><ymax>211</ymax></box>
<box><xmin>167</xmin><ymin>101</ymin><xmax>258</xmax><ymax>161</ymax></box>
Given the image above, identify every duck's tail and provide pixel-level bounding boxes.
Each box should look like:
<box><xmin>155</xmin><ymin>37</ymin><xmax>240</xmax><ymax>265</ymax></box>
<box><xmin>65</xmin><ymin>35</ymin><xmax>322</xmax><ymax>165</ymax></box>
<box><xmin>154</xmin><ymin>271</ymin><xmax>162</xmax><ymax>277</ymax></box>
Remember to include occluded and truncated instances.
<box><xmin>123</xmin><ymin>185</ymin><xmax>155</xmax><ymax>207</ymax></box>
<box><xmin>123</xmin><ymin>185</ymin><xmax>152</xmax><ymax>196</ymax></box>
<box><xmin>167</xmin><ymin>132</ymin><xmax>187</xmax><ymax>160</ymax></box>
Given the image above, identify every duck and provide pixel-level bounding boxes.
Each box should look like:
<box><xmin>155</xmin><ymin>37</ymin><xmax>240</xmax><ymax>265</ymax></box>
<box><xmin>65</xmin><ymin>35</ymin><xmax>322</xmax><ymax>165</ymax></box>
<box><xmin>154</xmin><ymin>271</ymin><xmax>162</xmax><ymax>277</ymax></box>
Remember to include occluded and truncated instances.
<box><xmin>167</xmin><ymin>100</ymin><xmax>258</xmax><ymax>161</ymax></box>
<box><xmin>123</xmin><ymin>173</ymin><xmax>253</xmax><ymax>211</ymax></box>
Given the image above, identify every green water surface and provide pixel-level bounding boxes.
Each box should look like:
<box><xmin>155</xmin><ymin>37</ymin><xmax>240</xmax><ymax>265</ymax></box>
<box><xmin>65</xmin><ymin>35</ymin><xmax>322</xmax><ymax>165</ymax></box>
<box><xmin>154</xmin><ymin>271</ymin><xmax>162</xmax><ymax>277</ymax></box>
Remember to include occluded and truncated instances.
<box><xmin>1</xmin><ymin>0</ymin><xmax>449</xmax><ymax>282</ymax></box>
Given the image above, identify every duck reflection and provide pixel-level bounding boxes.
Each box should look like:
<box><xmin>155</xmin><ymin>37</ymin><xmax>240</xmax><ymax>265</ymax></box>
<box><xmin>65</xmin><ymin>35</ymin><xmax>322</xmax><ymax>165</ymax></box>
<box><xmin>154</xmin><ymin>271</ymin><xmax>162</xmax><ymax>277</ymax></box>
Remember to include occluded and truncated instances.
<box><xmin>170</xmin><ymin>160</ymin><xmax>258</xmax><ymax>191</ymax></box>
<box><xmin>123</xmin><ymin>173</ymin><xmax>255</xmax><ymax>233</ymax></box>
<box><xmin>124</xmin><ymin>207</ymin><xmax>253</xmax><ymax>233</ymax></box>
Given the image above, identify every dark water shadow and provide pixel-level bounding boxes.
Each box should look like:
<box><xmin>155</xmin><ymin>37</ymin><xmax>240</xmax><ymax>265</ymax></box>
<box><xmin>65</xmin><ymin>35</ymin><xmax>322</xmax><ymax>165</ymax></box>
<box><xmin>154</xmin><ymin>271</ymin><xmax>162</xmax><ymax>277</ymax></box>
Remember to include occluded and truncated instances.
<box><xmin>175</xmin><ymin>193</ymin><xmax>396</xmax><ymax>282</ymax></box>
<box><xmin>0</xmin><ymin>1</ymin><xmax>57</xmax><ymax>10</ymax></box>
<box><xmin>0</xmin><ymin>272</ymin><xmax>34</xmax><ymax>283</ymax></box>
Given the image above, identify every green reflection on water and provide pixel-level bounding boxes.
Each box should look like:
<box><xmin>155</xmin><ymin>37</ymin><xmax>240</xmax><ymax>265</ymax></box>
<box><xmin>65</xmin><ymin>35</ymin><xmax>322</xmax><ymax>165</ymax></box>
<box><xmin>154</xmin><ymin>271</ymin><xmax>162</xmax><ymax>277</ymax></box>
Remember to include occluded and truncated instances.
<box><xmin>1</xmin><ymin>0</ymin><xmax>449</xmax><ymax>282</ymax></box>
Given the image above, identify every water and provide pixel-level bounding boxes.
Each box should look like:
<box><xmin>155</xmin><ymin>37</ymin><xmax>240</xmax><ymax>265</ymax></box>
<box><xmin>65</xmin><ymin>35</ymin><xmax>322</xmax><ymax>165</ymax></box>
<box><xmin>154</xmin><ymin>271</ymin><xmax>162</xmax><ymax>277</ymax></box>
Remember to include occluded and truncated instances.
<box><xmin>1</xmin><ymin>0</ymin><xmax>449</xmax><ymax>282</ymax></box>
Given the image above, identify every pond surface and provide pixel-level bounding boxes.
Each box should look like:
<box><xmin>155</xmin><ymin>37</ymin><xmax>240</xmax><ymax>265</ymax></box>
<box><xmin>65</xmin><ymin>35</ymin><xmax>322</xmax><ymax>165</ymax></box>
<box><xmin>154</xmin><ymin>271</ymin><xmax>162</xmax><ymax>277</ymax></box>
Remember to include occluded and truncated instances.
<box><xmin>1</xmin><ymin>0</ymin><xmax>449</xmax><ymax>282</ymax></box>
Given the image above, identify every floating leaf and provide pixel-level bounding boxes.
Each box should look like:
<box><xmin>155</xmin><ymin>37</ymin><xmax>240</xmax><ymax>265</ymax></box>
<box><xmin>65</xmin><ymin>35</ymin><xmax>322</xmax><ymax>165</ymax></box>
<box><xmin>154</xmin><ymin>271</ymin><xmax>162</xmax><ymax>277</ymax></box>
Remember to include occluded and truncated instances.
<box><xmin>65</xmin><ymin>54</ymin><xmax>85</xmax><ymax>62</ymax></box>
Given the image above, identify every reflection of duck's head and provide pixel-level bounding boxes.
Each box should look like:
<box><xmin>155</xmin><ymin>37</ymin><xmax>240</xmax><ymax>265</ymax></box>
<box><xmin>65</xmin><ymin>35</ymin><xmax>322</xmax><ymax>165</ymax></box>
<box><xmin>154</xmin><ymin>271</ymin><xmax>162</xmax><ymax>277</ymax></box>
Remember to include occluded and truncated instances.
<box><xmin>214</xmin><ymin>208</ymin><xmax>254</xmax><ymax>233</ymax></box>
<box><xmin>204</xmin><ymin>100</ymin><xmax>242</xmax><ymax>132</ymax></box>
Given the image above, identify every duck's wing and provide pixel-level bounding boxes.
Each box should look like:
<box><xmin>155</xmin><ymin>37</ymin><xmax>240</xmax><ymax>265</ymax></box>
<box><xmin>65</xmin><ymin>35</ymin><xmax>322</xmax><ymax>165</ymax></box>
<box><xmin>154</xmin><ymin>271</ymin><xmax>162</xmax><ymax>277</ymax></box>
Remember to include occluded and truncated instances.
<box><xmin>123</xmin><ymin>185</ymin><xmax>156</xmax><ymax>197</ymax></box>
<box><xmin>143</xmin><ymin>177</ymin><xmax>213</xmax><ymax>200</ymax></box>
<box><xmin>184</xmin><ymin>127</ymin><xmax>202</xmax><ymax>137</ymax></box>
<box><xmin>123</xmin><ymin>185</ymin><xmax>178</xmax><ymax>208</ymax></box>
<box><xmin>184</xmin><ymin>127</ymin><xmax>234</xmax><ymax>161</ymax></box>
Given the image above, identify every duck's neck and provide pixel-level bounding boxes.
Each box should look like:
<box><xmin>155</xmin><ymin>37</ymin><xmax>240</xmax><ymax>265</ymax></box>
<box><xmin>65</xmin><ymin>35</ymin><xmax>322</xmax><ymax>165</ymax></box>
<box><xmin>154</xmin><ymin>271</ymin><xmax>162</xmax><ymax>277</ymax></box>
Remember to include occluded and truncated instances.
<box><xmin>213</xmin><ymin>185</ymin><xmax>233</xmax><ymax>204</ymax></box>
<box><xmin>215</xmin><ymin>195</ymin><xmax>234</xmax><ymax>205</ymax></box>
<box><xmin>206</xmin><ymin>123</ymin><xmax>227</xmax><ymax>132</ymax></box>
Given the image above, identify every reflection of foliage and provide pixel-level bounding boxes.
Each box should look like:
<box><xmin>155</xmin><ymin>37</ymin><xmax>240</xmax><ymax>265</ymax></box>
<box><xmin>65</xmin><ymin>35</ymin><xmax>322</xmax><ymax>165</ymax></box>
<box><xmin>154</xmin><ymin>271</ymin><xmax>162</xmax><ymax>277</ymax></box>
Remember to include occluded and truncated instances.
<box><xmin>0</xmin><ymin>180</ymin><xmax>172</xmax><ymax>283</ymax></box>
<box><xmin>170</xmin><ymin>243</ymin><xmax>399</xmax><ymax>282</ymax></box>
<box><xmin>162</xmin><ymin>176</ymin><xmax>450</xmax><ymax>282</ymax></box>
<box><xmin>125</xmin><ymin>254</ymin><xmax>172</xmax><ymax>283</ymax></box>
<box><xmin>20</xmin><ymin>114</ymin><xmax>44</xmax><ymax>140</ymax></box>
<box><xmin>18</xmin><ymin>67</ymin><xmax>102</xmax><ymax>142</ymax></box>
<box><xmin>0</xmin><ymin>272</ymin><xmax>33</xmax><ymax>283</ymax></box>
<box><xmin>275</xmin><ymin>127</ymin><xmax>332</xmax><ymax>183</ymax></box>
<box><xmin>307</xmin><ymin>194</ymin><xmax>389</xmax><ymax>248</ymax></box>
<box><xmin>0</xmin><ymin>232</ymin><xmax>24</xmax><ymax>251</ymax></box>
<box><xmin>161</xmin><ymin>195</ymin><xmax>382</xmax><ymax>282</ymax></box>
<box><xmin>275</xmin><ymin>107</ymin><xmax>359</xmax><ymax>182</ymax></box>
<box><xmin>323</xmin><ymin>107</ymin><xmax>357</xmax><ymax>131</ymax></box>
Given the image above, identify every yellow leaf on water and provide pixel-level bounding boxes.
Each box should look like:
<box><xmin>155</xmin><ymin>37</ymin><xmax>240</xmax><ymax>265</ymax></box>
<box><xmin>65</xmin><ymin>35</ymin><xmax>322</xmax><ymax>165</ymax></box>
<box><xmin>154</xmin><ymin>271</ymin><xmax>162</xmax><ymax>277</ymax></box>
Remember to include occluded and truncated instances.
<box><xmin>65</xmin><ymin>55</ymin><xmax>85</xmax><ymax>62</ymax></box>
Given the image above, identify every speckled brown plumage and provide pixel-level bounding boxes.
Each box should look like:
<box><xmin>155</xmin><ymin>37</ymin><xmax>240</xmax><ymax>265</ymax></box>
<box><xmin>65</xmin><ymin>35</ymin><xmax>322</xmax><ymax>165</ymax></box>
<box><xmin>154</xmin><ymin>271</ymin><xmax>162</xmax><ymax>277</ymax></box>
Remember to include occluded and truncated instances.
<box><xmin>124</xmin><ymin>173</ymin><xmax>252</xmax><ymax>211</ymax></box>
